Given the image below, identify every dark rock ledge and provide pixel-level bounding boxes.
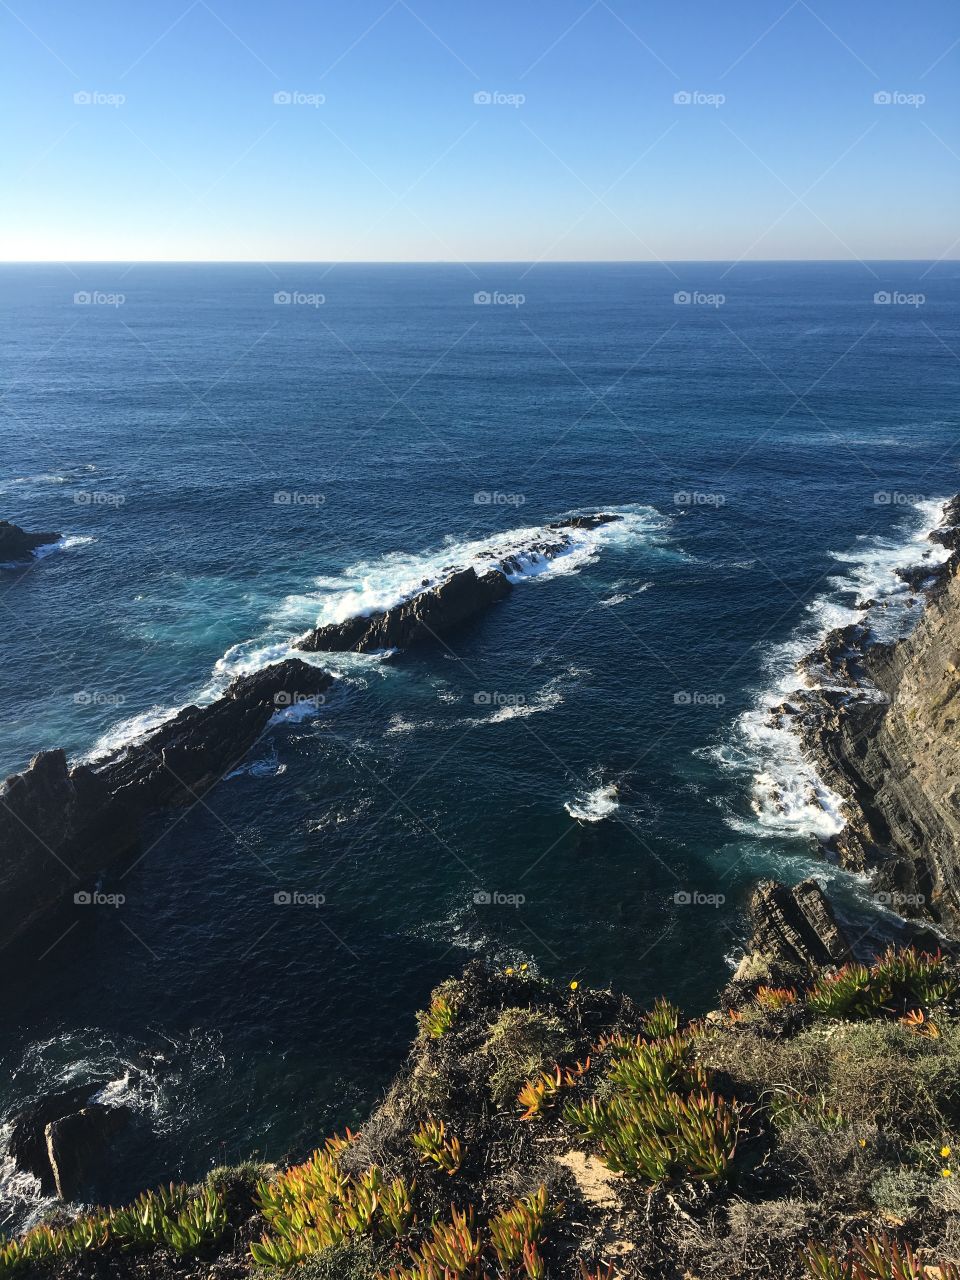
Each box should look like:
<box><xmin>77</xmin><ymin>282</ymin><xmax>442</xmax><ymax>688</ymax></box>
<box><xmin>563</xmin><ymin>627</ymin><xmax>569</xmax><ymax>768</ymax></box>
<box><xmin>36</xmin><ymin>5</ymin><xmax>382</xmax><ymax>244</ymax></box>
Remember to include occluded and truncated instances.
<box><xmin>0</xmin><ymin>659</ymin><xmax>333</xmax><ymax>952</ymax></box>
<box><xmin>295</xmin><ymin>514</ymin><xmax>622</xmax><ymax>654</ymax></box>
<box><xmin>0</xmin><ymin>519</ymin><xmax>62</xmax><ymax>562</ymax></box>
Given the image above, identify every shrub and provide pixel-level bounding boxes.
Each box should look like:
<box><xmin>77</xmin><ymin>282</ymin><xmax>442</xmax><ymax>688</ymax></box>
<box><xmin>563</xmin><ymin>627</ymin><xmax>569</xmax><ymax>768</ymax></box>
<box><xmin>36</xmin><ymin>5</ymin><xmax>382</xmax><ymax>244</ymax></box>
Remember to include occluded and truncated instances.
<box><xmin>479</xmin><ymin>1008</ymin><xmax>574</xmax><ymax>1106</ymax></box>
<box><xmin>0</xmin><ymin>1181</ymin><xmax>229</xmax><ymax>1274</ymax></box>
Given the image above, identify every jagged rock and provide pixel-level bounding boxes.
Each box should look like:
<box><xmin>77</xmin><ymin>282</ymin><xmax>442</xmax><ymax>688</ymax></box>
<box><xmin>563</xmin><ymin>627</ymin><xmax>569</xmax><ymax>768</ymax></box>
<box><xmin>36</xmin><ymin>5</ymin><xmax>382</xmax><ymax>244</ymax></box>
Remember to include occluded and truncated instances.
<box><xmin>0</xmin><ymin>659</ymin><xmax>334</xmax><ymax>951</ymax></box>
<box><xmin>295</xmin><ymin>567</ymin><xmax>512</xmax><ymax>653</ymax></box>
<box><xmin>730</xmin><ymin>879</ymin><xmax>852</xmax><ymax>992</ymax></box>
<box><xmin>99</xmin><ymin>659</ymin><xmax>334</xmax><ymax>807</ymax></box>
<box><xmin>295</xmin><ymin>516</ymin><xmax>623</xmax><ymax>655</ymax></box>
<box><xmin>546</xmin><ymin>513</ymin><xmax>620</xmax><ymax>531</ymax></box>
<box><xmin>0</xmin><ymin>520</ymin><xmax>61</xmax><ymax>562</ymax></box>
<box><xmin>9</xmin><ymin>1086</ymin><xmax>104</xmax><ymax>1191</ymax></box>
<box><xmin>793</xmin><ymin>506</ymin><xmax>960</xmax><ymax>929</ymax></box>
<box><xmin>45</xmin><ymin>1105</ymin><xmax>131</xmax><ymax>1201</ymax></box>
<box><xmin>0</xmin><ymin>751</ymin><xmax>135</xmax><ymax>944</ymax></box>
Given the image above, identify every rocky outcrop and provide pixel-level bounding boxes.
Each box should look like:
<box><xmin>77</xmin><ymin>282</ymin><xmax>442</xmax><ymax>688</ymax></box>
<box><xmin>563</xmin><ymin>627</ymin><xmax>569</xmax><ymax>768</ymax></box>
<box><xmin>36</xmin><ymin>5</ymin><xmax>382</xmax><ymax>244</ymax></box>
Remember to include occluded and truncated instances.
<box><xmin>792</xmin><ymin>499</ymin><xmax>960</xmax><ymax>929</ymax></box>
<box><xmin>45</xmin><ymin>1104</ymin><xmax>131</xmax><ymax>1201</ymax></box>
<box><xmin>0</xmin><ymin>659</ymin><xmax>333</xmax><ymax>951</ymax></box>
<box><xmin>0</xmin><ymin>520</ymin><xmax>61</xmax><ymax>562</ymax></box>
<box><xmin>9</xmin><ymin>1084</ymin><xmax>131</xmax><ymax>1200</ymax></box>
<box><xmin>295</xmin><ymin>515</ymin><xmax>623</xmax><ymax>655</ymax></box>
<box><xmin>296</xmin><ymin>567</ymin><xmax>512</xmax><ymax>654</ymax></box>
<box><xmin>729</xmin><ymin>878</ymin><xmax>852</xmax><ymax>993</ymax></box>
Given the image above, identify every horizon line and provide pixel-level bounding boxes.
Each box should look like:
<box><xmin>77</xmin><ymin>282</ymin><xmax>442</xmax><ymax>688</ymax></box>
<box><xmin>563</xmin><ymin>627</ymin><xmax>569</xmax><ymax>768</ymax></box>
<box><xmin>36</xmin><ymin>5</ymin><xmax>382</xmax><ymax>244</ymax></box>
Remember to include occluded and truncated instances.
<box><xmin>0</xmin><ymin>257</ymin><xmax>956</xmax><ymax>267</ymax></box>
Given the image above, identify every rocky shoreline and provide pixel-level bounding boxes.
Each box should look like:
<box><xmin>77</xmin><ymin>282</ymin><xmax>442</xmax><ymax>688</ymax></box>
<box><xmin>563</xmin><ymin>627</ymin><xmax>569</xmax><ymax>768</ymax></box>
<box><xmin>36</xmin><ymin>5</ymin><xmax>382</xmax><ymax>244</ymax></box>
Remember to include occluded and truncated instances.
<box><xmin>5</xmin><ymin>501</ymin><xmax>960</xmax><ymax>1275</ymax></box>
<box><xmin>777</xmin><ymin>495</ymin><xmax>960</xmax><ymax>930</ymax></box>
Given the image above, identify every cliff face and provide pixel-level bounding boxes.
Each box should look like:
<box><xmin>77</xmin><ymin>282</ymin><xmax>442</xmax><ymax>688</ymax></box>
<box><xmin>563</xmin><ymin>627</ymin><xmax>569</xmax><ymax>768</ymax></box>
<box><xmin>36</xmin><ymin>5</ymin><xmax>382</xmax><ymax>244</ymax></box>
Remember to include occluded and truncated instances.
<box><xmin>798</xmin><ymin>508</ymin><xmax>960</xmax><ymax>930</ymax></box>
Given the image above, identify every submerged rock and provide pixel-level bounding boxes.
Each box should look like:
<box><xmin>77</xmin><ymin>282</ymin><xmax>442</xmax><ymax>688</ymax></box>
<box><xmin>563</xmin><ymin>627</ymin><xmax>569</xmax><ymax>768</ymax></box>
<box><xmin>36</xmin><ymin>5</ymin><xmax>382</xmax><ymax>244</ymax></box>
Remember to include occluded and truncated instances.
<box><xmin>0</xmin><ymin>520</ymin><xmax>61</xmax><ymax>562</ymax></box>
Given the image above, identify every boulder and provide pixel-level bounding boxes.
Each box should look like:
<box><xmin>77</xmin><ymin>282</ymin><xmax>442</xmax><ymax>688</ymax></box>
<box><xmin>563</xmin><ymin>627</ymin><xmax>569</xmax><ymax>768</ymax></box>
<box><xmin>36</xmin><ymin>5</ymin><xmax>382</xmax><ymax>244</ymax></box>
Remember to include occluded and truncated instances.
<box><xmin>45</xmin><ymin>1104</ymin><xmax>131</xmax><ymax>1201</ymax></box>
<box><xmin>9</xmin><ymin>1085</ymin><xmax>104</xmax><ymax>1190</ymax></box>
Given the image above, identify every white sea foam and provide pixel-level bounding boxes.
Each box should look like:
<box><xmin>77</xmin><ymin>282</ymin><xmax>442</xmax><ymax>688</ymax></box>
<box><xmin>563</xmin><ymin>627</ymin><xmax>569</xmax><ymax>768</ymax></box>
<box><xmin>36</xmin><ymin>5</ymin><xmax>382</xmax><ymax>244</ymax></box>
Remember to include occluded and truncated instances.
<box><xmin>565</xmin><ymin>782</ymin><xmax>620</xmax><ymax>822</ymax></box>
<box><xmin>716</xmin><ymin>497</ymin><xmax>952</xmax><ymax>840</ymax></box>
<box><xmin>274</xmin><ymin>506</ymin><xmax>669</xmax><ymax>635</ymax></box>
<box><xmin>77</xmin><ymin>507</ymin><xmax>668</xmax><ymax>762</ymax></box>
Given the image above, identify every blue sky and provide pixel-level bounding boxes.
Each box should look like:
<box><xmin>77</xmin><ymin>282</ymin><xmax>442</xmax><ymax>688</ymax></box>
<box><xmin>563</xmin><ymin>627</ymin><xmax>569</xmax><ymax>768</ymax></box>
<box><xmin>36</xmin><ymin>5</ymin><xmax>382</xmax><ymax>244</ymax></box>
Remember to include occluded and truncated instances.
<box><xmin>2</xmin><ymin>0</ymin><xmax>958</xmax><ymax>261</ymax></box>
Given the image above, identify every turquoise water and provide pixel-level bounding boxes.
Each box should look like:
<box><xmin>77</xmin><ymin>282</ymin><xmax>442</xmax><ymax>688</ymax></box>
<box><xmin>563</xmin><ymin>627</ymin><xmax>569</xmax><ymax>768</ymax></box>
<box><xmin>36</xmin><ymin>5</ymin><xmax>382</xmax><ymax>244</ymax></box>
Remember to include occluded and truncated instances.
<box><xmin>1</xmin><ymin>261</ymin><xmax>958</xmax><ymax>1220</ymax></box>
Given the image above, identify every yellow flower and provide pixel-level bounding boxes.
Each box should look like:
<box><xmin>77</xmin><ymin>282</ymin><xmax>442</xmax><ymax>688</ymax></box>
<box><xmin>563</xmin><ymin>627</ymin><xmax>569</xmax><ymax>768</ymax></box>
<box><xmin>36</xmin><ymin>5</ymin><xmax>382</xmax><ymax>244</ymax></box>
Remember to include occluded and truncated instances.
<box><xmin>942</xmin><ymin>1168</ymin><xmax>953</xmax><ymax>1178</ymax></box>
<box><xmin>858</xmin><ymin>1139</ymin><xmax>867</xmax><ymax>1148</ymax></box>
<box><xmin>505</xmin><ymin>967</ymin><xmax>514</xmax><ymax>976</ymax></box>
<box><xmin>520</xmin><ymin>963</ymin><xmax>528</xmax><ymax>971</ymax></box>
<box><xmin>942</xmin><ymin>1145</ymin><xmax>952</xmax><ymax>1158</ymax></box>
<box><xmin>569</xmin><ymin>980</ymin><xmax>579</xmax><ymax>991</ymax></box>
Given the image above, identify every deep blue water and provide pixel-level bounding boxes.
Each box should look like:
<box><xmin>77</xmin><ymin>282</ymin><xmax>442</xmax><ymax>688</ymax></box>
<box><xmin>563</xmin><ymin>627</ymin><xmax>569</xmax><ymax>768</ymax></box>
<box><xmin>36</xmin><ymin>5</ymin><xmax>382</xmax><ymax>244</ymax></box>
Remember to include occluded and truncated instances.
<box><xmin>1</xmin><ymin>261</ymin><xmax>959</xmax><ymax>1220</ymax></box>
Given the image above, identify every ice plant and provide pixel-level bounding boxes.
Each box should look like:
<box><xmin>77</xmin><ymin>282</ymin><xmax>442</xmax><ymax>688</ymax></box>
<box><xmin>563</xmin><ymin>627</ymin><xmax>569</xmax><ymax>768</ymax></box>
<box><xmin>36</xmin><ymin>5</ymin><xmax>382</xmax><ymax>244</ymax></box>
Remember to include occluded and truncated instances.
<box><xmin>754</xmin><ymin>985</ymin><xmax>798</xmax><ymax>1011</ymax></box>
<box><xmin>411</xmin><ymin>1117</ymin><xmax>464</xmax><ymax>1175</ymax></box>
<box><xmin>418</xmin><ymin>992</ymin><xmax>458</xmax><ymax>1038</ymax></box>
<box><xmin>802</xmin><ymin>1230</ymin><xmax>960</xmax><ymax>1280</ymax></box>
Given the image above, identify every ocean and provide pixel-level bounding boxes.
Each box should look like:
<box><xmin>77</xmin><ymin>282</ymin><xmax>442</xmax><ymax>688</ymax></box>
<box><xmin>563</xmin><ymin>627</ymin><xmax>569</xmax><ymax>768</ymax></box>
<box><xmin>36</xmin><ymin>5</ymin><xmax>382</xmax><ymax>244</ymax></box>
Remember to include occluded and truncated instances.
<box><xmin>1</xmin><ymin>260</ymin><xmax>958</xmax><ymax>1223</ymax></box>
